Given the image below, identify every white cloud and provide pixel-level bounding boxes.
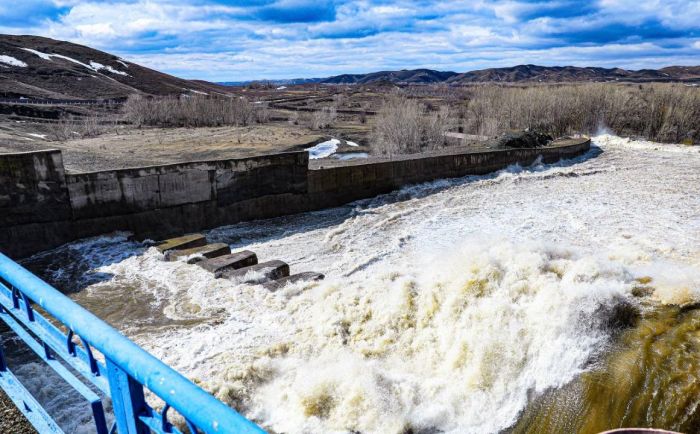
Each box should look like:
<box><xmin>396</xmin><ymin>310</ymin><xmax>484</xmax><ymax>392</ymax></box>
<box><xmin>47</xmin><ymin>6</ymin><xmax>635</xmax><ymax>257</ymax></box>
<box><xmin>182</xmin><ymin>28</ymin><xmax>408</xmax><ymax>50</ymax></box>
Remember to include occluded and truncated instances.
<box><xmin>0</xmin><ymin>0</ymin><xmax>696</xmax><ymax>81</ymax></box>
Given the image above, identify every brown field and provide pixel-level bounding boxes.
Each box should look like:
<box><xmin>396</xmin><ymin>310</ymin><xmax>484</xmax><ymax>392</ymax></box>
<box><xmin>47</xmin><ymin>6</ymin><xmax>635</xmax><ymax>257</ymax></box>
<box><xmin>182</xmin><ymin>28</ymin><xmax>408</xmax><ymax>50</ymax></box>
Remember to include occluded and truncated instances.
<box><xmin>0</xmin><ymin>82</ymin><xmax>697</xmax><ymax>171</ymax></box>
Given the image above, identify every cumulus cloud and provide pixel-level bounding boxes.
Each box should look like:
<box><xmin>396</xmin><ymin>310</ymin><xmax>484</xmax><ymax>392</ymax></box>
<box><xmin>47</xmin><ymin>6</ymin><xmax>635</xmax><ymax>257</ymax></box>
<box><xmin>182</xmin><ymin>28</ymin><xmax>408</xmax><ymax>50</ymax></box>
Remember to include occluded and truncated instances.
<box><xmin>0</xmin><ymin>0</ymin><xmax>698</xmax><ymax>80</ymax></box>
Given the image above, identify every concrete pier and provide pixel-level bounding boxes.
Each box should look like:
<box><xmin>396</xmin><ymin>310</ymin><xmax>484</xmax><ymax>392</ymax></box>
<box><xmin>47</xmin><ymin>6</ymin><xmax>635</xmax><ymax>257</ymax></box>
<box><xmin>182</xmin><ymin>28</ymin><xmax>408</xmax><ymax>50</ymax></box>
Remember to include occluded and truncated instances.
<box><xmin>198</xmin><ymin>251</ymin><xmax>258</xmax><ymax>276</ymax></box>
<box><xmin>155</xmin><ymin>234</ymin><xmax>207</xmax><ymax>254</ymax></box>
<box><xmin>222</xmin><ymin>260</ymin><xmax>290</xmax><ymax>282</ymax></box>
<box><xmin>166</xmin><ymin>243</ymin><xmax>231</xmax><ymax>263</ymax></box>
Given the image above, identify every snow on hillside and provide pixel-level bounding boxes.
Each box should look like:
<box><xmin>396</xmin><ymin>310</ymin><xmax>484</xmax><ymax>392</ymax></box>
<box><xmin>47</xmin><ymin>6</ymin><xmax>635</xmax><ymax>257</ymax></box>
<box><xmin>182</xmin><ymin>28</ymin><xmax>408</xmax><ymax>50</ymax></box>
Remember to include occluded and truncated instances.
<box><xmin>21</xmin><ymin>48</ymin><xmax>129</xmax><ymax>76</ymax></box>
<box><xmin>0</xmin><ymin>55</ymin><xmax>27</xmax><ymax>67</ymax></box>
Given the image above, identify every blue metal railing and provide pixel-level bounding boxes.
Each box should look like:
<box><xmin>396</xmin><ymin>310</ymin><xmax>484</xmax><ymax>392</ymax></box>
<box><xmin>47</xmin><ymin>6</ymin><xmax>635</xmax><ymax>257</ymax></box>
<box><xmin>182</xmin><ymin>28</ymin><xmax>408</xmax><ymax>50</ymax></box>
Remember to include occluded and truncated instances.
<box><xmin>0</xmin><ymin>252</ymin><xmax>266</xmax><ymax>434</ymax></box>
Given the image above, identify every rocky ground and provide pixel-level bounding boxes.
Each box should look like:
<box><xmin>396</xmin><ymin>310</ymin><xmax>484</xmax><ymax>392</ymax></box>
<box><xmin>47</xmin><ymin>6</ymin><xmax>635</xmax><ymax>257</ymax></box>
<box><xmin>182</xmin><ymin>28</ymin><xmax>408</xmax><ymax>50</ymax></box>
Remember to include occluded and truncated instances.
<box><xmin>0</xmin><ymin>388</ymin><xmax>36</xmax><ymax>434</ymax></box>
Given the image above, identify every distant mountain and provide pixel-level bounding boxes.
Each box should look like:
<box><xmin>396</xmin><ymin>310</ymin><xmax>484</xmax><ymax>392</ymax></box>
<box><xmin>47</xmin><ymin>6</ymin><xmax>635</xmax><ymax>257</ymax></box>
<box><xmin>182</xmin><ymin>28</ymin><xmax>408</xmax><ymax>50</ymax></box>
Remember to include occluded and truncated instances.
<box><xmin>0</xmin><ymin>35</ymin><xmax>231</xmax><ymax>99</ymax></box>
<box><xmin>446</xmin><ymin>64</ymin><xmax>693</xmax><ymax>84</ymax></box>
<box><xmin>318</xmin><ymin>65</ymin><xmax>700</xmax><ymax>85</ymax></box>
<box><xmin>321</xmin><ymin>69</ymin><xmax>458</xmax><ymax>85</ymax></box>
<box><xmin>219</xmin><ymin>78</ymin><xmax>324</xmax><ymax>87</ymax></box>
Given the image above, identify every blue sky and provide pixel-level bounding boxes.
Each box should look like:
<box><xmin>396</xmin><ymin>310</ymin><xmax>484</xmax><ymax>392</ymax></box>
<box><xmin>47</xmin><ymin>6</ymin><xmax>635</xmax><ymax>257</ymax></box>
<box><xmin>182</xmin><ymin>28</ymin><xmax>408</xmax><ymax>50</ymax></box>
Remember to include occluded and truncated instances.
<box><xmin>1</xmin><ymin>0</ymin><xmax>699</xmax><ymax>81</ymax></box>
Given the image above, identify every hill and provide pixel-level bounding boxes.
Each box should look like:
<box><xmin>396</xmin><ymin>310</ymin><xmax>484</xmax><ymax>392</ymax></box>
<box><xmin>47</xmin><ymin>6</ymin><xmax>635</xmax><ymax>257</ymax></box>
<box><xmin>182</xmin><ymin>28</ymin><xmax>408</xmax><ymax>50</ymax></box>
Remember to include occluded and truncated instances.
<box><xmin>318</xmin><ymin>64</ymin><xmax>700</xmax><ymax>85</ymax></box>
<box><xmin>0</xmin><ymin>35</ymin><xmax>230</xmax><ymax>99</ymax></box>
<box><xmin>446</xmin><ymin>64</ymin><xmax>689</xmax><ymax>84</ymax></box>
<box><xmin>320</xmin><ymin>69</ymin><xmax>458</xmax><ymax>85</ymax></box>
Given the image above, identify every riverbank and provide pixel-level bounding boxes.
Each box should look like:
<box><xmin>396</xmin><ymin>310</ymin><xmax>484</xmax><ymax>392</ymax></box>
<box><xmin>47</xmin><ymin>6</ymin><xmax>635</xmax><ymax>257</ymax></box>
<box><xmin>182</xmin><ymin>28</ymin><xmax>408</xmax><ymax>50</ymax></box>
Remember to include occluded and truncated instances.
<box><xmin>0</xmin><ymin>388</ymin><xmax>36</xmax><ymax>434</ymax></box>
<box><xmin>0</xmin><ymin>137</ymin><xmax>590</xmax><ymax>258</ymax></box>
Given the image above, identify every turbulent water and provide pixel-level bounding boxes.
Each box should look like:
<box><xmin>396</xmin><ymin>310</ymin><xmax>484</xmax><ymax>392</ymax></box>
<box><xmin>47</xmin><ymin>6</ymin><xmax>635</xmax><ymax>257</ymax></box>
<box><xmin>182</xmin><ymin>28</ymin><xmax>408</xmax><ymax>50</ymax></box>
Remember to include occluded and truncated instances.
<box><xmin>20</xmin><ymin>135</ymin><xmax>700</xmax><ymax>434</ymax></box>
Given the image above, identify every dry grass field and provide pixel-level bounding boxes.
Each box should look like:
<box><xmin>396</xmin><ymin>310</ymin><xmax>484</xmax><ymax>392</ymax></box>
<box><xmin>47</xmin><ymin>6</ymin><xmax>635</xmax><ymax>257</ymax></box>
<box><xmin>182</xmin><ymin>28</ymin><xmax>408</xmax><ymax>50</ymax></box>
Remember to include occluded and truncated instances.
<box><xmin>0</xmin><ymin>82</ymin><xmax>697</xmax><ymax>171</ymax></box>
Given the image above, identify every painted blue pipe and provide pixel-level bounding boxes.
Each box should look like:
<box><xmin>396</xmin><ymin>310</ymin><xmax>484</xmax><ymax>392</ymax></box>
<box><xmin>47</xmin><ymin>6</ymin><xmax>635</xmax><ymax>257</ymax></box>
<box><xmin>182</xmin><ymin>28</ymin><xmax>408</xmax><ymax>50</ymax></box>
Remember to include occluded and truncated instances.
<box><xmin>0</xmin><ymin>252</ymin><xmax>266</xmax><ymax>434</ymax></box>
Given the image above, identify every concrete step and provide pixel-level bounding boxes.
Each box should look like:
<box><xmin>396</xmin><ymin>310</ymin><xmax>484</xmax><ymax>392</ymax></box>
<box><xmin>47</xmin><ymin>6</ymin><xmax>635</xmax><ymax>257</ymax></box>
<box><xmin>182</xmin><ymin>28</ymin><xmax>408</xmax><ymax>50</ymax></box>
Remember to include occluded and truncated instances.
<box><xmin>165</xmin><ymin>243</ymin><xmax>231</xmax><ymax>263</ymax></box>
<box><xmin>264</xmin><ymin>272</ymin><xmax>325</xmax><ymax>290</ymax></box>
<box><xmin>198</xmin><ymin>250</ymin><xmax>258</xmax><ymax>276</ymax></box>
<box><xmin>156</xmin><ymin>234</ymin><xmax>206</xmax><ymax>254</ymax></box>
<box><xmin>222</xmin><ymin>260</ymin><xmax>290</xmax><ymax>283</ymax></box>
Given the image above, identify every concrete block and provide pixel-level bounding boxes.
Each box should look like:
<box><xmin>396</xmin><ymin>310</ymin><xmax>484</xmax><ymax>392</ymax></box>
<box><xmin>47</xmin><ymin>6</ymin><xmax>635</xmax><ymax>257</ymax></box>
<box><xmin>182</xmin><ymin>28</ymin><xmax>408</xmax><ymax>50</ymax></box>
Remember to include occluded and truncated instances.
<box><xmin>198</xmin><ymin>250</ymin><xmax>257</xmax><ymax>276</ymax></box>
<box><xmin>165</xmin><ymin>243</ymin><xmax>231</xmax><ymax>263</ymax></box>
<box><xmin>221</xmin><ymin>260</ymin><xmax>290</xmax><ymax>282</ymax></box>
<box><xmin>155</xmin><ymin>233</ymin><xmax>206</xmax><ymax>253</ymax></box>
<box><xmin>264</xmin><ymin>272</ymin><xmax>325</xmax><ymax>290</ymax></box>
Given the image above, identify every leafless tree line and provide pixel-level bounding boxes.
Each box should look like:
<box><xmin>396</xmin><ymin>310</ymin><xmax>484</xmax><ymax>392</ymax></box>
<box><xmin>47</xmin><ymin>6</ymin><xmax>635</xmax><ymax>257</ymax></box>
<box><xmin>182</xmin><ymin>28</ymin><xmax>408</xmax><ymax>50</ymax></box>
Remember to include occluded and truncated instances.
<box><xmin>48</xmin><ymin>111</ymin><xmax>122</xmax><ymax>141</ymax></box>
<box><xmin>287</xmin><ymin>105</ymin><xmax>338</xmax><ymax>130</ymax></box>
<box><xmin>462</xmin><ymin>83</ymin><xmax>700</xmax><ymax>144</ymax></box>
<box><xmin>370</xmin><ymin>94</ymin><xmax>453</xmax><ymax>155</ymax></box>
<box><xmin>122</xmin><ymin>94</ymin><xmax>269</xmax><ymax>128</ymax></box>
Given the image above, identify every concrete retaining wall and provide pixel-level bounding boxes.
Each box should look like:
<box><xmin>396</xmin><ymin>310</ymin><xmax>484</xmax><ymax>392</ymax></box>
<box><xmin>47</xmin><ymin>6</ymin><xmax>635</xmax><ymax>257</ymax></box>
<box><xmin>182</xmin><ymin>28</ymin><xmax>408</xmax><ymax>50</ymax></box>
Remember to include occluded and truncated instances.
<box><xmin>0</xmin><ymin>138</ymin><xmax>590</xmax><ymax>258</ymax></box>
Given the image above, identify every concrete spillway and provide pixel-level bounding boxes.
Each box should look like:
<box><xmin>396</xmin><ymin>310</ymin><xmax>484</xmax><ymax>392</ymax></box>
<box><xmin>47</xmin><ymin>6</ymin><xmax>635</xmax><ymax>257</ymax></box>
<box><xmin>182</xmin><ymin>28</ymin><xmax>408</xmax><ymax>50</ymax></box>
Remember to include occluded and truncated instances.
<box><xmin>12</xmin><ymin>135</ymin><xmax>700</xmax><ymax>433</ymax></box>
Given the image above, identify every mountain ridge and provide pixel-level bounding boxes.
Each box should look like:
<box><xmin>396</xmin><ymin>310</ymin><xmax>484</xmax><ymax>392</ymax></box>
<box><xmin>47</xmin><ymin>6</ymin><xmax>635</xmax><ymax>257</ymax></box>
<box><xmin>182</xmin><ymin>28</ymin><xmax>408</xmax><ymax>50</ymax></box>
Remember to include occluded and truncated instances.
<box><xmin>2</xmin><ymin>35</ymin><xmax>699</xmax><ymax>99</ymax></box>
<box><xmin>221</xmin><ymin>64</ymin><xmax>700</xmax><ymax>87</ymax></box>
<box><xmin>315</xmin><ymin>64</ymin><xmax>700</xmax><ymax>85</ymax></box>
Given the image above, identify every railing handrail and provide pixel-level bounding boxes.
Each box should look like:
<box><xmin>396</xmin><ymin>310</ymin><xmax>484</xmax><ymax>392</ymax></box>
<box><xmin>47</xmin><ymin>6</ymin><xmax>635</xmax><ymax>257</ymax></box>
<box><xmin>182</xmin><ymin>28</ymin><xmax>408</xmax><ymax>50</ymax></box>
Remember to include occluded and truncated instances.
<box><xmin>0</xmin><ymin>252</ymin><xmax>266</xmax><ymax>434</ymax></box>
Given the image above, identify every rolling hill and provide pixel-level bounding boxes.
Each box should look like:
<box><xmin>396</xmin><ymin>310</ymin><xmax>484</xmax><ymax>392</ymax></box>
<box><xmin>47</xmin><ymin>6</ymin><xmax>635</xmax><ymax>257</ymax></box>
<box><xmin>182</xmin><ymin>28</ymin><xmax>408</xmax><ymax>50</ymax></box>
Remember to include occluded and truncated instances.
<box><xmin>321</xmin><ymin>69</ymin><xmax>458</xmax><ymax>85</ymax></box>
<box><xmin>0</xmin><ymin>35</ymin><xmax>231</xmax><ymax>99</ymax></box>
<box><xmin>317</xmin><ymin>64</ymin><xmax>700</xmax><ymax>85</ymax></box>
<box><xmin>2</xmin><ymin>35</ymin><xmax>699</xmax><ymax>97</ymax></box>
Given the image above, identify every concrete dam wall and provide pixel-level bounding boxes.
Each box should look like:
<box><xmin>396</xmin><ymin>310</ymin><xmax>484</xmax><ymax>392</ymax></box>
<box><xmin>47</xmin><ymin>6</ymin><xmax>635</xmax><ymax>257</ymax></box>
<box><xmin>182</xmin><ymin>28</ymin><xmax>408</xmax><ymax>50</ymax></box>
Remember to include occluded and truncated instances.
<box><xmin>0</xmin><ymin>137</ymin><xmax>590</xmax><ymax>258</ymax></box>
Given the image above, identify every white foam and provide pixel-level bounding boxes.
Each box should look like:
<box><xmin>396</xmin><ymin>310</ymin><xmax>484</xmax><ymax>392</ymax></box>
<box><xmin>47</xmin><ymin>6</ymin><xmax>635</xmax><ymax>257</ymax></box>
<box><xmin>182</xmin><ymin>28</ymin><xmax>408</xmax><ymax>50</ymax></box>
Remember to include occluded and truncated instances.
<box><xmin>28</xmin><ymin>135</ymin><xmax>700</xmax><ymax>433</ymax></box>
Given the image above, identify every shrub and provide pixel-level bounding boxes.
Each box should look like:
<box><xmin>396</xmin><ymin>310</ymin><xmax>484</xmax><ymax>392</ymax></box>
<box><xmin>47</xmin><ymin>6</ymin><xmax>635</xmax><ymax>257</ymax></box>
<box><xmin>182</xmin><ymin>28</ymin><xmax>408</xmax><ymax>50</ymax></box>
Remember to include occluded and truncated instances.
<box><xmin>462</xmin><ymin>83</ymin><xmax>700</xmax><ymax>143</ymax></box>
<box><xmin>307</xmin><ymin>106</ymin><xmax>337</xmax><ymax>130</ymax></box>
<box><xmin>371</xmin><ymin>94</ymin><xmax>452</xmax><ymax>155</ymax></box>
<box><xmin>122</xmin><ymin>94</ymin><xmax>267</xmax><ymax>128</ymax></box>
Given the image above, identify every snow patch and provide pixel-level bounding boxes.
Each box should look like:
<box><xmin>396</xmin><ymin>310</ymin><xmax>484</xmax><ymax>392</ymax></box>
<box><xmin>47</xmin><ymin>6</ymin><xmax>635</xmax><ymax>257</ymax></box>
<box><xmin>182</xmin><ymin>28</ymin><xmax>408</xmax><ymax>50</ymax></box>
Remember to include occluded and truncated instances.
<box><xmin>22</xmin><ymin>48</ymin><xmax>52</xmax><ymax>60</ymax></box>
<box><xmin>346</xmin><ymin>141</ymin><xmax>360</xmax><ymax>147</ymax></box>
<box><xmin>21</xmin><ymin>48</ymin><xmax>128</xmax><ymax>76</ymax></box>
<box><xmin>28</xmin><ymin>133</ymin><xmax>47</xmax><ymax>139</ymax></box>
<box><xmin>0</xmin><ymin>55</ymin><xmax>27</xmax><ymax>67</ymax></box>
<box><xmin>186</xmin><ymin>89</ymin><xmax>208</xmax><ymax>95</ymax></box>
<box><xmin>306</xmin><ymin>138</ymin><xmax>340</xmax><ymax>159</ymax></box>
<box><xmin>276</xmin><ymin>86</ymin><xmax>287</xmax><ymax>90</ymax></box>
<box><xmin>116</xmin><ymin>59</ymin><xmax>129</xmax><ymax>68</ymax></box>
<box><xmin>89</xmin><ymin>61</ymin><xmax>129</xmax><ymax>76</ymax></box>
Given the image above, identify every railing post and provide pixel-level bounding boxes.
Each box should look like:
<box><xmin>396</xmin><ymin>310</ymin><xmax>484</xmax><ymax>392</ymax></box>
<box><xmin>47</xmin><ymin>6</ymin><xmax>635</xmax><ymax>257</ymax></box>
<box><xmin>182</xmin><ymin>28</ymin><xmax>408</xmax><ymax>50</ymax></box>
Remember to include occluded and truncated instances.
<box><xmin>105</xmin><ymin>358</ymin><xmax>150</xmax><ymax>434</ymax></box>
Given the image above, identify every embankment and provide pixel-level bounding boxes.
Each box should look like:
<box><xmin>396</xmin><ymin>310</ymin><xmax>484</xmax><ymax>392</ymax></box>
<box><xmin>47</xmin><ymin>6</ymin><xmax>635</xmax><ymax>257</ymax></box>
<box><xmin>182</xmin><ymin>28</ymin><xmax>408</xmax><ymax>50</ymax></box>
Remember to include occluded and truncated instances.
<box><xmin>0</xmin><ymin>137</ymin><xmax>590</xmax><ymax>258</ymax></box>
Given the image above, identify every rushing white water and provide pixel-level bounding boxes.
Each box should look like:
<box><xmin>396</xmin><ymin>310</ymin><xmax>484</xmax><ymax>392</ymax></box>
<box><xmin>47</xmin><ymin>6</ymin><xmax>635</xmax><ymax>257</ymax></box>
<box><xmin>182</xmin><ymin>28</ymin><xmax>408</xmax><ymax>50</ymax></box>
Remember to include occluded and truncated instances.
<box><xmin>24</xmin><ymin>135</ymin><xmax>700</xmax><ymax>434</ymax></box>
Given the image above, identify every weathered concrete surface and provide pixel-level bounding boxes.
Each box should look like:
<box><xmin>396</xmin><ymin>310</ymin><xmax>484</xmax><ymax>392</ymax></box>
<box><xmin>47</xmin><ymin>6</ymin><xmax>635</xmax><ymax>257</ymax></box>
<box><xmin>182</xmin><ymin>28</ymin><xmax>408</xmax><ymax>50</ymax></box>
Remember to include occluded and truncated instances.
<box><xmin>198</xmin><ymin>251</ymin><xmax>258</xmax><ymax>276</ymax></box>
<box><xmin>165</xmin><ymin>243</ymin><xmax>231</xmax><ymax>263</ymax></box>
<box><xmin>222</xmin><ymin>260</ymin><xmax>290</xmax><ymax>282</ymax></box>
<box><xmin>155</xmin><ymin>234</ymin><xmax>206</xmax><ymax>254</ymax></box>
<box><xmin>0</xmin><ymin>138</ymin><xmax>591</xmax><ymax>258</ymax></box>
<box><xmin>0</xmin><ymin>149</ymin><xmax>71</xmax><ymax>227</ymax></box>
<box><xmin>65</xmin><ymin>152</ymin><xmax>308</xmax><ymax>220</ymax></box>
<box><xmin>0</xmin><ymin>388</ymin><xmax>37</xmax><ymax>434</ymax></box>
<box><xmin>265</xmin><ymin>272</ymin><xmax>325</xmax><ymax>290</ymax></box>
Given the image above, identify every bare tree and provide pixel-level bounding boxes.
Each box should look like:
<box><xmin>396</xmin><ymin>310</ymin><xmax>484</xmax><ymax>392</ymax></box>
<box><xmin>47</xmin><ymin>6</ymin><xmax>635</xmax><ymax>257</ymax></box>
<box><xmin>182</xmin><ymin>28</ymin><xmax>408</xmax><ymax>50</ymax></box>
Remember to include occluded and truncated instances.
<box><xmin>461</xmin><ymin>83</ymin><xmax>700</xmax><ymax>144</ymax></box>
<box><xmin>122</xmin><ymin>94</ymin><xmax>269</xmax><ymax>128</ymax></box>
<box><xmin>371</xmin><ymin>94</ymin><xmax>453</xmax><ymax>155</ymax></box>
